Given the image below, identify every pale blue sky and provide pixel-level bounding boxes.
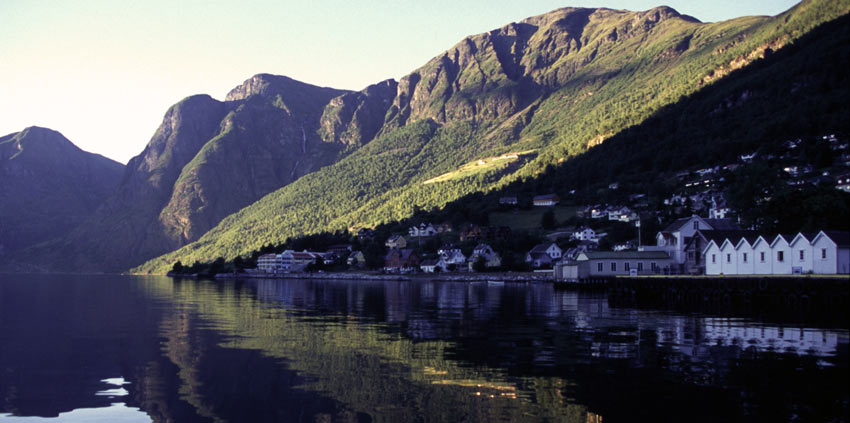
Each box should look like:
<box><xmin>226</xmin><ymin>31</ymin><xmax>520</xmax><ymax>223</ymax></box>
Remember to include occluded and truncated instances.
<box><xmin>0</xmin><ymin>0</ymin><xmax>799</xmax><ymax>163</ymax></box>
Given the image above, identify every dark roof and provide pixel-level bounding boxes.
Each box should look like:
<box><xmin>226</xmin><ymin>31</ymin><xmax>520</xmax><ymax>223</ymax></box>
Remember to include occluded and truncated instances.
<box><xmin>698</xmin><ymin>230</ymin><xmax>759</xmax><ymax>246</ymax></box>
<box><xmin>663</xmin><ymin>216</ymin><xmax>741</xmax><ymax>233</ymax></box>
<box><xmin>705</xmin><ymin>218</ymin><xmax>741</xmax><ymax>230</ymax></box>
<box><xmin>420</xmin><ymin>259</ymin><xmax>439</xmax><ymax>266</ymax></box>
<box><xmin>530</xmin><ymin>243</ymin><xmax>557</xmax><ymax>253</ymax></box>
<box><xmin>663</xmin><ymin>217</ymin><xmax>693</xmax><ymax>232</ymax></box>
<box><xmin>533</xmin><ymin>194</ymin><xmax>560</xmax><ymax>201</ymax></box>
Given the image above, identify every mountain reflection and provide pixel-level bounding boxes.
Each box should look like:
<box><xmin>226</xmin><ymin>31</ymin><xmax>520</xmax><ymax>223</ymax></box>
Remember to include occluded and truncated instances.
<box><xmin>1</xmin><ymin>275</ymin><xmax>847</xmax><ymax>422</ymax></box>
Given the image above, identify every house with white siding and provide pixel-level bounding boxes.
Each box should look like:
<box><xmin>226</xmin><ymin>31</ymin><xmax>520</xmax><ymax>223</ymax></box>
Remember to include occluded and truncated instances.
<box><xmin>704</xmin><ymin>231</ymin><xmax>849</xmax><ymax>275</ymax></box>
<box><xmin>736</xmin><ymin>237</ymin><xmax>755</xmax><ymax>275</ymax></box>
<box><xmin>771</xmin><ymin>235</ymin><xmax>793</xmax><ymax>275</ymax></box>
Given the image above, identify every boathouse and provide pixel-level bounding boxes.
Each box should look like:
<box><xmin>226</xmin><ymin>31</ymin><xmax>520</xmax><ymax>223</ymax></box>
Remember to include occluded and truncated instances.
<box><xmin>555</xmin><ymin>251</ymin><xmax>674</xmax><ymax>282</ymax></box>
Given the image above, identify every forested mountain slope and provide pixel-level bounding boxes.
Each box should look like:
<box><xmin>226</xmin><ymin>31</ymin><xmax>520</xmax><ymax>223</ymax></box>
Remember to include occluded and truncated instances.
<box><xmin>135</xmin><ymin>0</ymin><xmax>849</xmax><ymax>274</ymax></box>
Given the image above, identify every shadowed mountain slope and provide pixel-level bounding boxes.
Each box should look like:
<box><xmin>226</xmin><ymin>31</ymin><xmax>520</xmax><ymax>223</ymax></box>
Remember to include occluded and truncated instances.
<box><xmin>0</xmin><ymin>127</ymin><xmax>124</xmax><ymax>257</ymax></box>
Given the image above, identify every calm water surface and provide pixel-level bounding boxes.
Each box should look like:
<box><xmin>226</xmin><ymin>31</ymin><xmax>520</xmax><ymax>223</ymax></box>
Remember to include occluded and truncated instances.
<box><xmin>0</xmin><ymin>275</ymin><xmax>847</xmax><ymax>422</ymax></box>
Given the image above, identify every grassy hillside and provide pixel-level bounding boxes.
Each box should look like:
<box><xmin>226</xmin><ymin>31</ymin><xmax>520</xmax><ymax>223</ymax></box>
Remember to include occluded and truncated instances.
<box><xmin>135</xmin><ymin>0</ymin><xmax>850</xmax><ymax>274</ymax></box>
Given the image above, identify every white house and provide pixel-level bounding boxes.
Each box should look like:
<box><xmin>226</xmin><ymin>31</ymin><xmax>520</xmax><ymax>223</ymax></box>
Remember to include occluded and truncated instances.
<box><xmin>438</xmin><ymin>248</ymin><xmax>467</xmax><ymax>269</ymax></box>
<box><xmin>812</xmin><ymin>231</ymin><xmax>850</xmax><ymax>274</ymax></box>
<box><xmin>771</xmin><ymin>235</ymin><xmax>792</xmax><ymax>275</ymax></box>
<box><xmin>752</xmin><ymin>236</ymin><xmax>773</xmax><ymax>275</ymax></box>
<box><xmin>736</xmin><ymin>237</ymin><xmax>755</xmax><ymax>275</ymax></box>
<box><xmin>573</xmin><ymin>227</ymin><xmax>597</xmax><ymax>242</ymax></box>
<box><xmin>704</xmin><ymin>231</ymin><xmax>849</xmax><ymax>275</ymax></box>
<box><xmin>643</xmin><ymin>215</ymin><xmax>740</xmax><ymax>268</ymax></box>
<box><xmin>409</xmin><ymin>223</ymin><xmax>437</xmax><ymax>238</ymax></box>
<box><xmin>789</xmin><ymin>233</ymin><xmax>814</xmax><ymax>274</ymax></box>
<box><xmin>257</xmin><ymin>253</ymin><xmax>281</xmax><ymax>273</ymax></box>
<box><xmin>533</xmin><ymin>194</ymin><xmax>560</xmax><ymax>206</ymax></box>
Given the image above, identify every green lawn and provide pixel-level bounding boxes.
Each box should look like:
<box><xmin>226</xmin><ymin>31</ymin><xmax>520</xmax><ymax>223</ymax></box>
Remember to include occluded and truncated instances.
<box><xmin>490</xmin><ymin>206</ymin><xmax>577</xmax><ymax>230</ymax></box>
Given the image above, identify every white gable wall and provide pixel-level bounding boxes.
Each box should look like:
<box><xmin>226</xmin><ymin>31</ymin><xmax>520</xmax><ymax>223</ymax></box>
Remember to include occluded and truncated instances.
<box><xmin>736</xmin><ymin>241</ymin><xmax>755</xmax><ymax>275</ymax></box>
<box><xmin>771</xmin><ymin>236</ymin><xmax>792</xmax><ymax>275</ymax></box>
<box><xmin>753</xmin><ymin>238</ymin><xmax>773</xmax><ymax>275</ymax></box>
<box><xmin>790</xmin><ymin>235</ymin><xmax>813</xmax><ymax>274</ymax></box>
<box><xmin>705</xmin><ymin>242</ymin><xmax>723</xmax><ymax>275</ymax></box>
<box><xmin>812</xmin><ymin>234</ymin><xmax>837</xmax><ymax>274</ymax></box>
<box><xmin>720</xmin><ymin>241</ymin><xmax>738</xmax><ymax>275</ymax></box>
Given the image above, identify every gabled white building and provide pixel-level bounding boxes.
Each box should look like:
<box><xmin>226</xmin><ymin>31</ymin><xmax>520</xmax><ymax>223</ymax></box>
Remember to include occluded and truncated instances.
<box><xmin>704</xmin><ymin>231</ymin><xmax>849</xmax><ymax>275</ymax></box>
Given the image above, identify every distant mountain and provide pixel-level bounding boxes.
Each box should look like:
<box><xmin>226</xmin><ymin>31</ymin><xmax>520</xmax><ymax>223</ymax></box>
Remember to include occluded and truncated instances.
<box><xmin>133</xmin><ymin>0</ymin><xmax>850</xmax><ymax>274</ymax></box>
<box><xmin>0</xmin><ymin>127</ymin><xmax>123</xmax><ymax>259</ymax></box>
<box><xmin>12</xmin><ymin>76</ymin><xmax>348</xmax><ymax>273</ymax></box>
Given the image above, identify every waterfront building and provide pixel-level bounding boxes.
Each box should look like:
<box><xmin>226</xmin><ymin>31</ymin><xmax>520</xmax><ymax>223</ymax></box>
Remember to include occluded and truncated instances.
<box><xmin>704</xmin><ymin>230</ymin><xmax>850</xmax><ymax>275</ymax></box>
<box><xmin>554</xmin><ymin>251</ymin><xmax>674</xmax><ymax>281</ymax></box>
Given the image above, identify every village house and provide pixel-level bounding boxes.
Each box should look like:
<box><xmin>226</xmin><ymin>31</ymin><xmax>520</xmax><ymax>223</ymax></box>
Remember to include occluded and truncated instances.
<box><xmin>467</xmin><ymin>243</ymin><xmax>502</xmax><ymax>270</ymax></box>
<box><xmin>573</xmin><ymin>227</ymin><xmax>597</xmax><ymax>242</ymax></box>
<box><xmin>347</xmin><ymin>251</ymin><xmax>366</xmax><ymax>268</ymax></box>
<box><xmin>641</xmin><ymin>214</ymin><xmax>741</xmax><ymax>273</ymax></box>
<box><xmin>526</xmin><ymin>243</ymin><xmax>563</xmax><ymax>268</ymax></box>
<box><xmin>608</xmin><ymin>206</ymin><xmax>638</xmax><ymax>223</ymax></box>
<box><xmin>279</xmin><ymin>250</ymin><xmax>320</xmax><ymax>271</ymax></box>
<box><xmin>409</xmin><ymin>223</ymin><xmax>437</xmax><ymax>238</ymax></box>
<box><xmin>499</xmin><ymin>196</ymin><xmax>518</xmax><ymax>205</ymax></box>
<box><xmin>533</xmin><ymin>194</ymin><xmax>560</xmax><ymax>207</ymax></box>
<box><xmin>438</xmin><ymin>247</ymin><xmax>467</xmax><ymax>271</ymax></box>
<box><xmin>434</xmin><ymin>222</ymin><xmax>453</xmax><ymax>233</ymax></box>
<box><xmin>257</xmin><ymin>253</ymin><xmax>281</xmax><ymax>273</ymax></box>
<box><xmin>555</xmin><ymin>251</ymin><xmax>674</xmax><ymax>281</ymax></box>
<box><xmin>326</xmin><ymin>244</ymin><xmax>353</xmax><ymax>259</ymax></box>
<box><xmin>420</xmin><ymin>259</ymin><xmax>440</xmax><ymax>273</ymax></box>
<box><xmin>709</xmin><ymin>195</ymin><xmax>732</xmax><ymax>219</ymax></box>
<box><xmin>704</xmin><ymin>230</ymin><xmax>850</xmax><ymax>275</ymax></box>
<box><xmin>383</xmin><ymin>249</ymin><xmax>420</xmax><ymax>273</ymax></box>
<box><xmin>385</xmin><ymin>235</ymin><xmax>407</xmax><ymax>249</ymax></box>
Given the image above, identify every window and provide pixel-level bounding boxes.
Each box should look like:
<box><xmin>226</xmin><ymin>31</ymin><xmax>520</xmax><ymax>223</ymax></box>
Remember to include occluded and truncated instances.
<box><xmin>694</xmin><ymin>221</ymin><xmax>699</xmax><ymax>230</ymax></box>
<box><xmin>712</xmin><ymin>254</ymin><xmax>716</xmax><ymax>264</ymax></box>
<box><xmin>611</xmin><ymin>262</ymin><xmax>617</xmax><ymax>272</ymax></box>
<box><xmin>637</xmin><ymin>262</ymin><xmax>644</xmax><ymax>271</ymax></box>
<box><xmin>743</xmin><ymin>253</ymin><xmax>748</xmax><ymax>263</ymax></box>
<box><xmin>799</xmin><ymin>250</ymin><xmax>804</xmax><ymax>260</ymax></box>
<box><xmin>726</xmin><ymin>253</ymin><xmax>731</xmax><ymax>263</ymax></box>
<box><xmin>625</xmin><ymin>262</ymin><xmax>631</xmax><ymax>271</ymax></box>
<box><xmin>822</xmin><ymin>248</ymin><xmax>827</xmax><ymax>259</ymax></box>
<box><xmin>760</xmin><ymin>252</ymin><xmax>765</xmax><ymax>262</ymax></box>
<box><xmin>651</xmin><ymin>262</ymin><xmax>658</xmax><ymax>271</ymax></box>
<box><xmin>597</xmin><ymin>262</ymin><xmax>603</xmax><ymax>272</ymax></box>
<box><xmin>778</xmin><ymin>251</ymin><xmax>784</xmax><ymax>262</ymax></box>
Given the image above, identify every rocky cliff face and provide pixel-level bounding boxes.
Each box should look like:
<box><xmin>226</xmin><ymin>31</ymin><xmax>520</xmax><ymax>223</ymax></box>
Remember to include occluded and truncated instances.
<box><xmin>15</xmin><ymin>76</ymin><xmax>350</xmax><ymax>272</ymax></box>
<box><xmin>324</xmin><ymin>7</ymin><xmax>701</xmax><ymax>140</ymax></box>
<box><xmin>0</xmin><ymin>127</ymin><xmax>124</xmax><ymax>257</ymax></box>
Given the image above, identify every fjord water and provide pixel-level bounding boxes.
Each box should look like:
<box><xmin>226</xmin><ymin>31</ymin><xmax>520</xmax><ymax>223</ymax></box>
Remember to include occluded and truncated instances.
<box><xmin>0</xmin><ymin>275</ymin><xmax>847</xmax><ymax>422</ymax></box>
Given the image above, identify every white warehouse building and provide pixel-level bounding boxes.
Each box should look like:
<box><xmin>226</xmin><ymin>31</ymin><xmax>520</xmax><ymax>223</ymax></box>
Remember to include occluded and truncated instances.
<box><xmin>704</xmin><ymin>230</ymin><xmax>850</xmax><ymax>275</ymax></box>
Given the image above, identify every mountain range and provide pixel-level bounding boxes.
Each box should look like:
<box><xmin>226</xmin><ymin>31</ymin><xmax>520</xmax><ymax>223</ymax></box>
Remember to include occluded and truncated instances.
<box><xmin>2</xmin><ymin>0</ymin><xmax>848</xmax><ymax>273</ymax></box>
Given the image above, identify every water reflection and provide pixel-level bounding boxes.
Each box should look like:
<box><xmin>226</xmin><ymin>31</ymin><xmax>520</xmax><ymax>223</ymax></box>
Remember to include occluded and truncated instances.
<box><xmin>0</xmin><ymin>275</ymin><xmax>847</xmax><ymax>422</ymax></box>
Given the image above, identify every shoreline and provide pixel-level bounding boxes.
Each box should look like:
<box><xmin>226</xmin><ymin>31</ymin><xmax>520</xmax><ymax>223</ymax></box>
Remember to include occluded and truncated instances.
<box><xmin>178</xmin><ymin>271</ymin><xmax>555</xmax><ymax>283</ymax></box>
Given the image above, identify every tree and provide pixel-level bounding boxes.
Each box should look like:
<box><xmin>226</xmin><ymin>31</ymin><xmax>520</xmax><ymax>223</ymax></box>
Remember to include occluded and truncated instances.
<box><xmin>171</xmin><ymin>261</ymin><xmax>184</xmax><ymax>274</ymax></box>
<box><xmin>472</xmin><ymin>256</ymin><xmax>486</xmax><ymax>273</ymax></box>
<box><xmin>541</xmin><ymin>209</ymin><xmax>556</xmax><ymax>229</ymax></box>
